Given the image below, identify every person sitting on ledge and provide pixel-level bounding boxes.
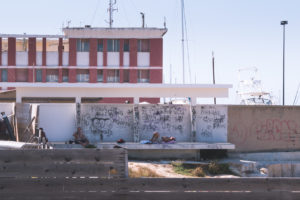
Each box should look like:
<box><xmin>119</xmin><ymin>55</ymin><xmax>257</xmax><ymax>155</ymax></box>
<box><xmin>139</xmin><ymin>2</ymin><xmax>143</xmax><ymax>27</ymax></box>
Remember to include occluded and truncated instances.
<box><xmin>73</xmin><ymin>127</ymin><xmax>89</xmax><ymax>147</ymax></box>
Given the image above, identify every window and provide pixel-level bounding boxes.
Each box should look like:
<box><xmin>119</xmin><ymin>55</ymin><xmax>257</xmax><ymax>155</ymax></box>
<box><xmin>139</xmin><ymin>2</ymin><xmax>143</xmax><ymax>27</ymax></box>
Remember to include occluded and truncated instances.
<box><xmin>1</xmin><ymin>39</ymin><xmax>8</xmax><ymax>52</ymax></box>
<box><xmin>1</xmin><ymin>69</ymin><xmax>7</xmax><ymax>82</ymax></box>
<box><xmin>107</xmin><ymin>69</ymin><xmax>119</xmax><ymax>83</ymax></box>
<box><xmin>107</xmin><ymin>39</ymin><xmax>120</xmax><ymax>52</ymax></box>
<box><xmin>77</xmin><ymin>69</ymin><xmax>89</xmax><ymax>82</ymax></box>
<box><xmin>123</xmin><ymin>69</ymin><xmax>129</xmax><ymax>83</ymax></box>
<box><xmin>123</xmin><ymin>40</ymin><xmax>129</xmax><ymax>52</ymax></box>
<box><xmin>138</xmin><ymin>70</ymin><xmax>149</xmax><ymax>83</ymax></box>
<box><xmin>46</xmin><ymin>39</ymin><xmax>59</xmax><ymax>52</ymax></box>
<box><xmin>62</xmin><ymin>69</ymin><xmax>69</xmax><ymax>82</ymax></box>
<box><xmin>97</xmin><ymin>40</ymin><xmax>103</xmax><ymax>52</ymax></box>
<box><xmin>97</xmin><ymin>70</ymin><xmax>103</xmax><ymax>82</ymax></box>
<box><xmin>138</xmin><ymin>39</ymin><xmax>150</xmax><ymax>52</ymax></box>
<box><xmin>46</xmin><ymin>69</ymin><xmax>58</xmax><ymax>82</ymax></box>
<box><xmin>16</xmin><ymin>38</ymin><xmax>28</xmax><ymax>52</ymax></box>
<box><xmin>35</xmin><ymin>69</ymin><xmax>42</xmax><ymax>82</ymax></box>
<box><xmin>77</xmin><ymin>39</ymin><xmax>90</xmax><ymax>52</ymax></box>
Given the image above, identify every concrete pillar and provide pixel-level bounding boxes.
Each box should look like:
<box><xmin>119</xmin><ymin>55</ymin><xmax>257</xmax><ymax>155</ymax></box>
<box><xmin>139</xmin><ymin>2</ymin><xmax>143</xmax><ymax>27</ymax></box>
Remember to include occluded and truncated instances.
<box><xmin>75</xmin><ymin>97</ymin><xmax>81</xmax><ymax>103</ymax></box>
<box><xmin>89</xmin><ymin>38</ymin><xmax>97</xmax><ymax>66</ymax></box>
<box><xmin>76</xmin><ymin>103</ymin><xmax>81</xmax><ymax>128</ymax></box>
<box><xmin>191</xmin><ymin>105</ymin><xmax>196</xmax><ymax>142</ymax></box>
<box><xmin>133</xmin><ymin>105</ymin><xmax>139</xmax><ymax>142</ymax></box>
<box><xmin>191</xmin><ymin>97</ymin><xmax>197</xmax><ymax>106</ymax></box>
<box><xmin>149</xmin><ymin>69</ymin><xmax>162</xmax><ymax>83</ymax></box>
<box><xmin>134</xmin><ymin>97</ymin><xmax>139</xmax><ymax>104</ymax></box>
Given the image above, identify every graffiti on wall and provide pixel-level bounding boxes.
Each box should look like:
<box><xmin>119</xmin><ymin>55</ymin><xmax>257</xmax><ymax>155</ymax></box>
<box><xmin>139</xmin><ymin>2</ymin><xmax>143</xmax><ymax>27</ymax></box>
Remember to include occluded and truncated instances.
<box><xmin>230</xmin><ymin>118</ymin><xmax>300</xmax><ymax>145</ymax></box>
<box><xmin>196</xmin><ymin>105</ymin><xmax>227</xmax><ymax>142</ymax></box>
<box><xmin>81</xmin><ymin>105</ymin><xmax>133</xmax><ymax>139</ymax></box>
<box><xmin>139</xmin><ymin>105</ymin><xmax>187</xmax><ymax>133</ymax></box>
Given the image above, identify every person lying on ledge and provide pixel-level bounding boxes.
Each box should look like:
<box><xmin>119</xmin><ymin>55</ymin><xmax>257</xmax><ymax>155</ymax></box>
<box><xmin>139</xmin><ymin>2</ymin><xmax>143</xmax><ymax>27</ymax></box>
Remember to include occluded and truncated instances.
<box><xmin>73</xmin><ymin>127</ymin><xmax>89</xmax><ymax>147</ymax></box>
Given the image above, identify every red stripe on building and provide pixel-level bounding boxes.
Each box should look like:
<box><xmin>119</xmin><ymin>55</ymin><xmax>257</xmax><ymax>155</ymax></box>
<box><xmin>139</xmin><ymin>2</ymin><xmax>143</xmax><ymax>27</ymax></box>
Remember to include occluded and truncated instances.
<box><xmin>89</xmin><ymin>68</ymin><xmax>97</xmax><ymax>83</ymax></box>
<box><xmin>129</xmin><ymin>39</ymin><xmax>137</xmax><ymax>67</ymax></box>
<box><xmin>129</xmin><ymin>69</ymin><xmax>137</xmax><ymax>83</ymax></box>
<box><xmin>119</xmin><ymin>68</ymin><xmax>124</xmax><ymax>83</ymax></box>
<box><xmin>103</xmin><ymin>39</ymin><xmax>107</xmax><ymax>66</ymax></box>
<box><xmin>58</xmin><ymin>38</ymin><xmax>63</xmax><ymax>66</ymax></box>
<box><xmin>149</xmin><ymin>69</ymin><xmax>162</xmax><ymax>83</ymax></box>
<box><xmin>99</xmin><ymin>98</ymin><xmax>134</xmax><ymax>104</ymax></box>
<box><xmin>69</xmin><ymin>38</ymin><xmax>77</xmax><ymax>66</ymax></box>
<box><xmin>150</xmin><ymin>38</ymin><xmax>163</xmax><ymax>67</ymax></box>
<box><xmin>42</xmin><ymin>38</ymin><xmax>46</xmax><ymax>66</ymax></box>
<box><xmin>103</xmin><ymin>69</ymin><xmax>107</xmax><ymax>83</ymax></box>
<box><xmin>139</xmin><ymin>98</ymin><xmax>160</xmax><ymax>104</ymax></box>
<box><xmin>0</xmin><ymin>38</ymin><xmax>2</xmax><ymax>66</ymax></box>
<box><xmin>89</xmin><ymin>38</ymin><xmax>97</xmax><ymax>66</ymax></box>
<box><xmin>8</xmin><ymin>37</ymin><xmax>16</xmax><ymax>66</ymax></box>
<box><xmin>68</xmin><ymin>69</ymin><xmax>77</xmax><ymax>83</ymax></box>
<box><xmin>7</xmin><ymin>69</ymin><xmax>16</xmax><ymax>82</ymax></box>
<box><xmin>58</xmin><ymin>68</ymin><xmax>62</xmax><ymax>83</ymax></box>
<box><xmin>119</xmin><ymin>39</ymin><xmax>124</xmax><ymax>67</ymax></box>
<box><xmin>28</xmin><ymin>37</ymin><xmax>36</xmax><ymax>66</ymax></box>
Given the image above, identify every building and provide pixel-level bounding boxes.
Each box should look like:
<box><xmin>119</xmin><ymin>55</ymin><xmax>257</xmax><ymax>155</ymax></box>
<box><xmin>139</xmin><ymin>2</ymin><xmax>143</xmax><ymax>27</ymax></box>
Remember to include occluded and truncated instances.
<box><xmin>0</xmin><ymin>27</ymin><xmax>167</xmax><ymax>103</ymax></box>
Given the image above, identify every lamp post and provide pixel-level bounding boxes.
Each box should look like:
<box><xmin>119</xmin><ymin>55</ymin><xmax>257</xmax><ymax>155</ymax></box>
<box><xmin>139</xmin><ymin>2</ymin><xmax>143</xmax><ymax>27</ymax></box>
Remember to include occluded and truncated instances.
<box><xmin>281</xmin><ymin>20</ymin><xmax>288</xmax><ymax>105</ymax></box>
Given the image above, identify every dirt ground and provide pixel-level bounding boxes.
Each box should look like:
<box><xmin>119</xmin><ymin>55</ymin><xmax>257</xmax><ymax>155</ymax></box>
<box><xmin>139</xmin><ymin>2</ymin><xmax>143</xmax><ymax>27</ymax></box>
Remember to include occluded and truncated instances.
<box><xmin>128</xmin><ymin>161</ymin><xmax>239</xmax><ymax>178</ymax></box>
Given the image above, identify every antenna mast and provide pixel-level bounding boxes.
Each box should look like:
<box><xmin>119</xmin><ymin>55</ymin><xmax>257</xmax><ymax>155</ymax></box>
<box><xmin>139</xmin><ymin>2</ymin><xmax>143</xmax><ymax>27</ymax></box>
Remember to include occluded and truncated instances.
<box><xmin>181</xmin><ymin>0</ymin><xmax>185</xmax><ymax>84</ymax></box>
<box><xmin>108</xmin><ymin>0</ymin><xmax>118</xmax><ymax>28</ymax></box>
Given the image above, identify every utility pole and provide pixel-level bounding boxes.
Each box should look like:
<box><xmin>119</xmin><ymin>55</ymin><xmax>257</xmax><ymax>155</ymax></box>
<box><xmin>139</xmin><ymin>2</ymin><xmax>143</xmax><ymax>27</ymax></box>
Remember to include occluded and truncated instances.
<box><xmin>108</xmin><ymin>0</ymin><xmax>118</xmax><ymax>28</ymax></box>
<box><xmin>280</xmin><ymin>20</ymin><xmax>288</xmax><ymax>106</ymax></box>
<box><xmin>212</xmin><ymin>52</ymin><xmax>216</xmax><ymax>104</ymax></box>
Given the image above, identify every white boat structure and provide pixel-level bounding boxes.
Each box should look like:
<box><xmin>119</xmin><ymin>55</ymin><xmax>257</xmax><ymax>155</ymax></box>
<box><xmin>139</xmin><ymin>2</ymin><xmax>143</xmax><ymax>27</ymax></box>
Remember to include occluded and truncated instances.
<box><xmin>237</xmin><ymin>67</ymin><xmax>276</xmax><ymax>105</ymax></box>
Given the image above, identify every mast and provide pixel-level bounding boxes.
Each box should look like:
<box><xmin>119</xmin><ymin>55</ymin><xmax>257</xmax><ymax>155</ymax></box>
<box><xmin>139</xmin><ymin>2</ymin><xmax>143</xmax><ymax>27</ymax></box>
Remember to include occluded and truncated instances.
<box><xmin>181</xmin><ymin>0</ymin><xmax>185</xmax><ymax>84</ymax></box>
<box><xmin>212</xmin><ymin>52</ymin><xmax>216</xmax><ymax>104</ymax></box>
<box><xmin>108</xmin><ymin>0</ymin><xmax>117</xmax><ymax>28</ymax></box>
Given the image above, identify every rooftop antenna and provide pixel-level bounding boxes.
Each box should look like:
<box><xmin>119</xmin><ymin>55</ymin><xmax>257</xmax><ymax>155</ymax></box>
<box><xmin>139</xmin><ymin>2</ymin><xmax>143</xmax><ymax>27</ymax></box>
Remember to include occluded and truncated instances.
<box><xmin>212</xmin><ymin>51</ymin><xmax>216</xmax><ymax>104</ymax></box>
<box><xmin>107</xmin><ymin>0</ymin><xmax>118</xmax><ymax>28</ymax></box>
<box><xmin>140</xmin><ymin>12</ymin><xmax>145</xmax><ymax>28</ymax></box>
<box><xmin>181</xmin><ymin>0</ymin><xmax>185</xmax><ymax>84</ymax></box>
<box><xmin>164</xmin><ymin>16</ymin><xmax>167</xmax><ymax>28</ymax></box>
<box><xmin>67</xmin><ymin>20</ymin><xmax>71</xmax><ymax>28</ymax></box>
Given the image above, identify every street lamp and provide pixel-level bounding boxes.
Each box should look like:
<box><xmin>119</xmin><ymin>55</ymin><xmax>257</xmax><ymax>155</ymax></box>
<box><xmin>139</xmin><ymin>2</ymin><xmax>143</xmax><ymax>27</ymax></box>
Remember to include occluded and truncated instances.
<box><xmin>281</xmin><ymin>20</ymin><xmax>288</xmax><ymax>105</ymax></box>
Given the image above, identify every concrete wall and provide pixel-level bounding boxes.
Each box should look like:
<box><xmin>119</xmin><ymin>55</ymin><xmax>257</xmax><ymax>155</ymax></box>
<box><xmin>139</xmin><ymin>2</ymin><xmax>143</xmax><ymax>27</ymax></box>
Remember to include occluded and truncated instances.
<box><xmin>38</xmin><ymin>103</ymin><xmax>76</xmax><ymax>142</ymax></box>
<box><xmin>80</xmin><ymin>104</ymin><xmax>133</xmax><ymax>142</ymax></box>
<box><xmin>138</xmin><ymin>104</ymin><xmax>191</xmax><ymax>141</ymax></box>
<box><xmin>195</xmin><ymin>105</ymin><xmax>227</xmax><ymax>142</ymax></box>
<box><xmin>228</xmin><ymin>106</ymin><xmax>300</xmax><ymax>152</ymax></box>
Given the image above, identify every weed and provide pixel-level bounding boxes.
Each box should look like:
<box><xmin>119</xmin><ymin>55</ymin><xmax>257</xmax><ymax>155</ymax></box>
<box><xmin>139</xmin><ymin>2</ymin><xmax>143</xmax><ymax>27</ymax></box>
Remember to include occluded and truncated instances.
<box><xmin>129</xmin><ymin>167</ymin><xmax>161</xmax><ymax>178</ymax></box>
<box><xmin>192</xmin><ymin>167</ymin><xmax>206</xmax><ymax>177</ymax></box>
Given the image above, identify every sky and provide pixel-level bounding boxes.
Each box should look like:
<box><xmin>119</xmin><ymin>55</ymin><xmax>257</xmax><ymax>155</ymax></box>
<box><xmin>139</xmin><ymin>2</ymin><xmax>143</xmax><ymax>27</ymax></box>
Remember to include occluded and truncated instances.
<box><xmin>1</xmin><ymin>0</ymin><xmax>300</xmax><ymax>105</ymax></box>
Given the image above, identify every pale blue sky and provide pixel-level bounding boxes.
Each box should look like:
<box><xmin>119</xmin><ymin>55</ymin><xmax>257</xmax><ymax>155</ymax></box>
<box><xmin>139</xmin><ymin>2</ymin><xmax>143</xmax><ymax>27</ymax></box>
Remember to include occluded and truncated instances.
<box><xmin>1</xmin><ymin>0</ymin><xmax>300</xmax><ymax>105</ymax></box>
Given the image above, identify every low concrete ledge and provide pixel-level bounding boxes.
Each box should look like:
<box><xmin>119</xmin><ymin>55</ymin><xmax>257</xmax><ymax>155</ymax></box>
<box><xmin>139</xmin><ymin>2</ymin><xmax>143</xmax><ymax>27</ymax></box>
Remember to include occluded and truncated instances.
<box><xmin>98</xmin><ymin>142</ymin><xmax>235</xmax><ymax>150</ymax></box>
<box><xmin>51</xmin><ymin>142</ymin><xmax>235</xmax><ymax>150</ymax></box>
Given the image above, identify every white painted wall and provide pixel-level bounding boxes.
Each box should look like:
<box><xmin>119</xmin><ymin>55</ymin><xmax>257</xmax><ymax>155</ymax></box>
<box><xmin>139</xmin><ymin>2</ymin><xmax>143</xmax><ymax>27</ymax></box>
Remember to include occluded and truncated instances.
<box><xmin>46</xmin><ymin>52</ymin><xmax>58</xmax><ymax>66</ymax></box>
<box><xmin>77</xmin><ymin>52</ymin><xmax>89</xmax><ymax>66</ymax></box>
<box><xmin>80</xmin><ymin>104</ymin><xmax>134</xmax><ymax>142</ymax></box>
<box><xmin>107</xmin><ymin>52</ymin><xmax>119</xmax><ymax>66</ymax></box>
<box><xmin>195</xmin><ymin>105</ymin><xmax>228</xmax><ymax>142</ymax></box>
<box><xmin>1</xmin><ymin>52</ymin><xmax>7</xmax><ymax>66</ymax></box>
<box><xmin>63</xmin><ymin>52</ymin><xmax>69</xmax><ymax>66</ymax></box>
<box><xmin>36</xmin><ymin>52</ymin><xmax>42</xmax><ymax>66</ymax></box>
<box><xmin>123</xmin><ymin>52</ymin><xmax>129</xmax><ymax>67</ymax></box>
<box><xmin>16</xmin><ymin>52</ymin><xmax>28</xmax><ymax>66</ymax></box>
<box><xmin>38</xmin><ymin>104</ymin><xmax>76</xmax><ymax>142</ymax></box>
<box><xmin>137</xmin><ymin>52</ymin><xmax>150</xmax><ymax>67</ymax></box>
<box><xmin>0</xmin><ymin>103</ymin><xmax>14</xmax><ymax>116</ymax></box>
<box><xmin>97</xmin><ymin>52</ymin><xmax>103</xmax><ymax>66</ymax></box>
